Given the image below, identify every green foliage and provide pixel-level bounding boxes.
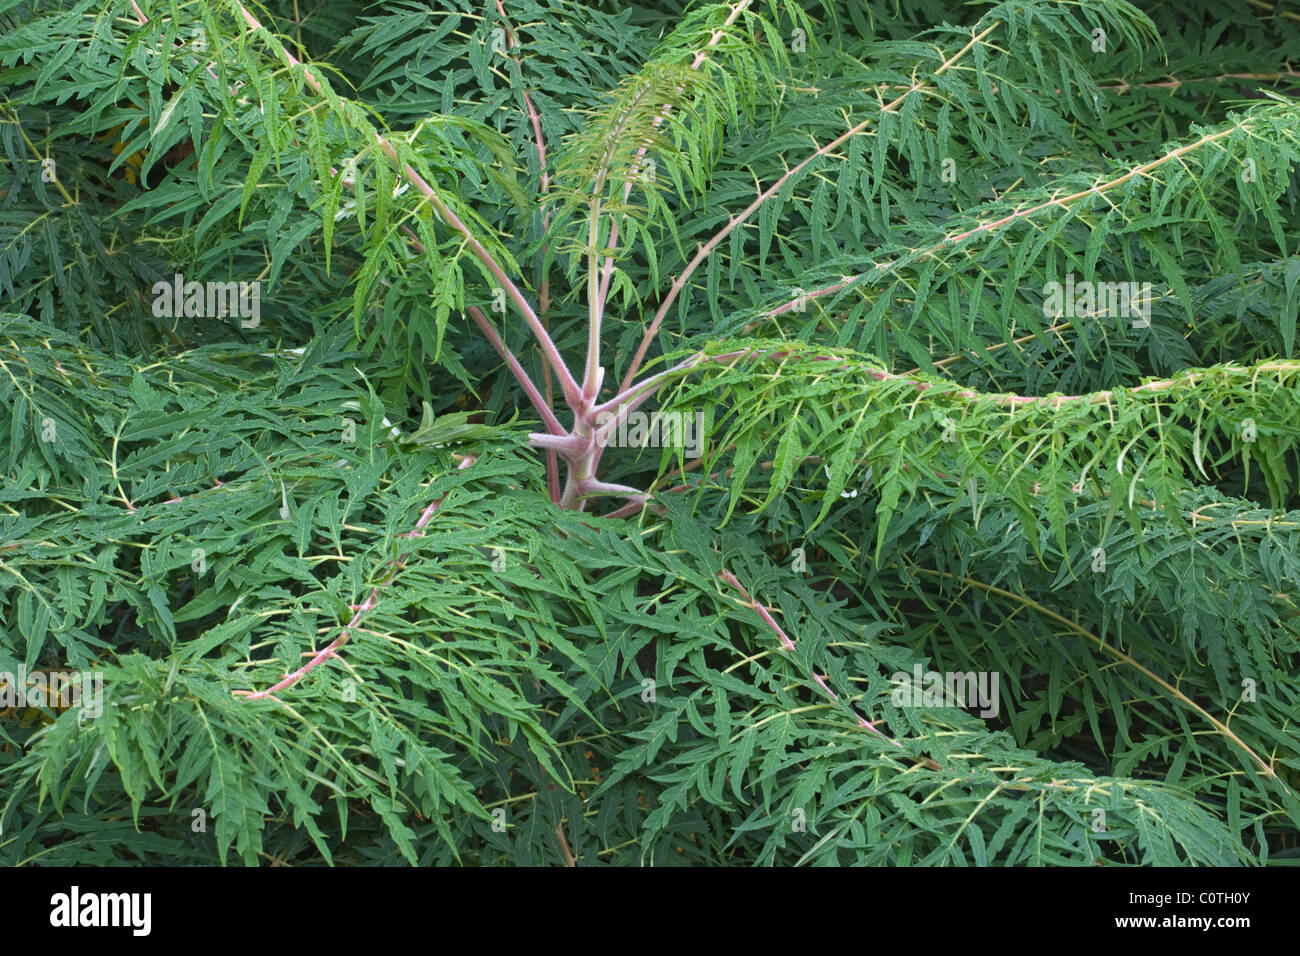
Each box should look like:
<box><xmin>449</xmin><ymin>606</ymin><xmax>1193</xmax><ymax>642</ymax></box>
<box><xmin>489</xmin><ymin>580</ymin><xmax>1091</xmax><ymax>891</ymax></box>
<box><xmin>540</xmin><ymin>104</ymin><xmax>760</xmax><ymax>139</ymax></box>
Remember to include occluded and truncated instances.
<box><xmin>1</xmin><ymin>0</ymin><xmax>1299</xmax><ymax>865</ymax></box>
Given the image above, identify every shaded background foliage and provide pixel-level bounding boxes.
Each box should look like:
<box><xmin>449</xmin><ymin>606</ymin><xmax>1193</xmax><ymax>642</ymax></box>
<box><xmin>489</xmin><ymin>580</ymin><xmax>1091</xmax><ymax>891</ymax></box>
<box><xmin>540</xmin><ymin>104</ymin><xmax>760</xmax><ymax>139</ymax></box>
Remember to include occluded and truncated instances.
<box><xmin>0</xmin><ymin>0</ymin><xmax>1298</xmax><ymax>864</ymax></box>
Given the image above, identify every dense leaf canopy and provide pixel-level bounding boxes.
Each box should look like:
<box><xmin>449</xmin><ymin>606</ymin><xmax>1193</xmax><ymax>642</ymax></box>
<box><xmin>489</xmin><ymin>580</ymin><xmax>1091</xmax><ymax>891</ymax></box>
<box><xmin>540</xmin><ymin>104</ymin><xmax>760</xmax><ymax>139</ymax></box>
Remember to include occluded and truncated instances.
<box><xmin>1</xmin><ymin>0</ymin><xmax>1298</xmax><ymax>865</ymax></box>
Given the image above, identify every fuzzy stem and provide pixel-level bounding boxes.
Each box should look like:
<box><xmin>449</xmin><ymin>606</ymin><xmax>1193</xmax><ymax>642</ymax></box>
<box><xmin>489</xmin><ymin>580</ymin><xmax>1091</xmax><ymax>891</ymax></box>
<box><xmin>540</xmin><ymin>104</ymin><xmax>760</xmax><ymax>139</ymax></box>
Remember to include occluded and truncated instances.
<box><xmin>580</xmin><ymin>79</ymin><xmax>666</xmax><ymax>402</ymax></box>
<box><xmin>230</xmin><ymin>0</ymin><xmax>583</xmax><ymax>409</ymax></box>
<box><xmin>489</xmin><ymin>1</ymin><xmax>561</xmax><ymax>503</ymax></box>
<box><xmin>467</xmin><ymin>306</ymin><xmax>567</xmax><ymax>436</ymax></box>
<box><xmin>235</xmin><ymin>455</ymin><xmax>477</xmax><ymax>700</ymax></box>
<box><xmin>718</xmin><ymin>568</ymin><xmax>904</xmax><ymax>749</ymax></box>
<box><xmin>757</xmin><ymin>120</ymin><xmax>1248</xmax><ymax>324</ymax></box>
<box><xmin>620</xmin><ymin>20</ymin><xmax>1000</xmax><ymax>392</ymax></box>
<box><xmin>594</xmin><ymin>0</ymin><xmax>754</xmax><ymax>319</ymax></box>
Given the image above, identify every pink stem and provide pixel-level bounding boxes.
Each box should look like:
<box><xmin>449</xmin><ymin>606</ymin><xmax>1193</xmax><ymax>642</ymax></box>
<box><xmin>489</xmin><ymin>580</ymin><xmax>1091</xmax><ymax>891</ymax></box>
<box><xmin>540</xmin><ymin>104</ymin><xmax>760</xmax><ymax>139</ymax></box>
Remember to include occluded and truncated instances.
<box><xmin>492</xmin><ymin>0</ymin><xmax>560</xmax><ymax>503</ymax></box>
<box><xmin>620</xmin><ymin>23</ymin><xmax>1001</xmax><ymax>393</ymax></box>
<box><xmin>236</xmin><ymin>588</ymin><xmax>376</xmax><ymax>700</ymax></box>
<box><xmin>756</xmin><ymin>125</ymin><xmax>1244</xmax><ymax>326</ymax></box>
<box><xmin>235</xmin><ymin>455</ymin><xmax>477</xmax><ymax>701</ymax></box>
<box><xmin>595</xmin><ymin>0</ymin><xmax>753</xmax><ymax>321</ymax></box>
<box><xmin>467</xmin><ymin>305</ymin><xmax>568</xmax><ymax>436</ymax></box>
<box><xmin>229</xmin><ymin>1</ymin><xmax>582</xmax><ymax>409</ymax></box>
<box><xmin>718</xmin><ymin>568</ymin><xmax>902</xmax><ymax>747</ymax></box>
